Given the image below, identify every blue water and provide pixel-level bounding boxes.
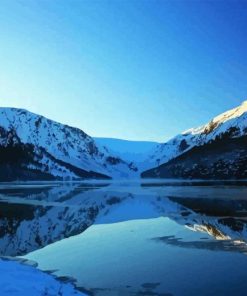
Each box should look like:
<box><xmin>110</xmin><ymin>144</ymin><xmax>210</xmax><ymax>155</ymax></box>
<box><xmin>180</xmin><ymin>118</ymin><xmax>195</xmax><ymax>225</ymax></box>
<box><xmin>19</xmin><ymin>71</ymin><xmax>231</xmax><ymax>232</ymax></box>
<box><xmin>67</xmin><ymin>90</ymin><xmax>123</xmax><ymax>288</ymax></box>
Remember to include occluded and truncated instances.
<box><xmin>1</xmin><ymin>180</ymin><xmax>247</xmax><ymax>295</ymax></box>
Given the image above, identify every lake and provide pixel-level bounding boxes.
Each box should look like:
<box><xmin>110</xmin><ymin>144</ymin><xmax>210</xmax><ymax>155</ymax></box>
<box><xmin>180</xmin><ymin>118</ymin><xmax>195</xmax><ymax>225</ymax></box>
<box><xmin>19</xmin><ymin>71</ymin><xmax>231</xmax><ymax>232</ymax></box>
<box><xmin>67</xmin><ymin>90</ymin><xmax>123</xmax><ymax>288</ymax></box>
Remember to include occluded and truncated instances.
<box><xmin>1</xmin><ymin>180</ymin><xmax>247</xmax><ymax>295</ymax></box>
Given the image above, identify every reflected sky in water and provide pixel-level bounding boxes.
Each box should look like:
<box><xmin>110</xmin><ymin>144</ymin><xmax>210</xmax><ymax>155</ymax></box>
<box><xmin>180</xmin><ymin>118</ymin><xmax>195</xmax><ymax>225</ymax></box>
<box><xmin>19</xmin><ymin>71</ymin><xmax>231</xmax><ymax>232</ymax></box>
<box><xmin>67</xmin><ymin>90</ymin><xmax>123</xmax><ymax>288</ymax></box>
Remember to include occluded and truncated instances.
<box><xmin>1</xmin><ymin>180</ymin><xmax>247</xmax><ymax>295</ymax></box>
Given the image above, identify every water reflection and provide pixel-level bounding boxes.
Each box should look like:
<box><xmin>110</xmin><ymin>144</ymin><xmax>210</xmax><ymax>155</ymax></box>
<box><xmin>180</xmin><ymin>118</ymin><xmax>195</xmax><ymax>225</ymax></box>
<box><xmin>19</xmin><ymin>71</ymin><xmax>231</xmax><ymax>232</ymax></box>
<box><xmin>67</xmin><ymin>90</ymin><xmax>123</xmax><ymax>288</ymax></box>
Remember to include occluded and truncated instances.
<box><xmin>152</xmin><ymin>235</ymin><xmax>247</xmax><ymax>254</ymax></box>
<box><xmin>1</xmin><ymin>181</ymin><xmax>247</xmax><ymax>295</ymax></box>
<box><xmin>1</xmin><ymin>181</ymin><xmax>247</xmax><ymax>255</ymax></box>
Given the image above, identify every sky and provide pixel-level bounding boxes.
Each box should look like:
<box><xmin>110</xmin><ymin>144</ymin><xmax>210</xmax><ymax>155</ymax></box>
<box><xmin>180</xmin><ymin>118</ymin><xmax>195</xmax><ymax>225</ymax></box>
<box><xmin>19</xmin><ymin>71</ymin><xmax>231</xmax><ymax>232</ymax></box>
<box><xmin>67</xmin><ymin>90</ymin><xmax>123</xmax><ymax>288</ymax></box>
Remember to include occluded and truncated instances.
<box><xmin>0</xmin><ymin>0</ymin><xmax>247</xmax><ymax>142</ymax></box>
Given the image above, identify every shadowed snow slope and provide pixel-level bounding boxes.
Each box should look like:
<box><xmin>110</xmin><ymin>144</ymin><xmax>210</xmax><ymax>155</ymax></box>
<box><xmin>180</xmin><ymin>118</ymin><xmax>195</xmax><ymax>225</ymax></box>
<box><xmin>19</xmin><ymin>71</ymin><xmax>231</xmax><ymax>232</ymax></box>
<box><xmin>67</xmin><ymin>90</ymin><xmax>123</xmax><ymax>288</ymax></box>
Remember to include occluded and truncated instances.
<box><xmin>1</xmin><ymin>101</ymin><xmax>247</xmax><ymax>180</ymax></box>
<box><xmin>94</xmin><ymin>137</ymin><xmax>158</xmax><ymax>165</ymax></box>
<box><xmin>0</xmin><ymin>108</ymin><xmax>138</xmax><ymax>180</ymax></box>
<box><xmin>142</xmin><ymin>101</ymin><xmax>247</xmax><ymax>178</ymax></box>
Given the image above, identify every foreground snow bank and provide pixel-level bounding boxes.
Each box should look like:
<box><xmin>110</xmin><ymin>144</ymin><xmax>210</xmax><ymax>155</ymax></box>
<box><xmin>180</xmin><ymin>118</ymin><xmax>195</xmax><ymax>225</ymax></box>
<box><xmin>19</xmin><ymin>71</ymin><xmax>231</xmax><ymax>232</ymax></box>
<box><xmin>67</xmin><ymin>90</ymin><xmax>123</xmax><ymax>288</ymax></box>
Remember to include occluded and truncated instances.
<box><xmin>0</xmin><ymin>259</ymin><xmax>85</xmax><ymax>296</ymax></box>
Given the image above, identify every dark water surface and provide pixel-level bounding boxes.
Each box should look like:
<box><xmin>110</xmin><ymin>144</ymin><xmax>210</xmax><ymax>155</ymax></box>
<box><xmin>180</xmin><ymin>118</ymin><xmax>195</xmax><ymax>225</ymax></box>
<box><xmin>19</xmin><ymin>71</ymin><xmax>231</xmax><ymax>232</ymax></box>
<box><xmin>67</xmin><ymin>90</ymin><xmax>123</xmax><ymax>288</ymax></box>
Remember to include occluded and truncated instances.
<box><xmin>1</xmin><ymin>180</ymin><xmax>247</xmax><ymax>295</ymax></box>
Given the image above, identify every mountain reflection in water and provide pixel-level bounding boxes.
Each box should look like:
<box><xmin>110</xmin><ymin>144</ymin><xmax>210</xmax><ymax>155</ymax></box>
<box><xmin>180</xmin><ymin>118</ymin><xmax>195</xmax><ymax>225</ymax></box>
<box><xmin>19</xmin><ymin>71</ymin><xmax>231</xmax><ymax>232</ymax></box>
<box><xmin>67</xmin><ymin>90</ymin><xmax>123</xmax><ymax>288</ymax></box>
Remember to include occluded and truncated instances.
<box><xmin>1</xmin><ymin>180</ymin><xmax>247</xmax><ymax>295</ymax></box>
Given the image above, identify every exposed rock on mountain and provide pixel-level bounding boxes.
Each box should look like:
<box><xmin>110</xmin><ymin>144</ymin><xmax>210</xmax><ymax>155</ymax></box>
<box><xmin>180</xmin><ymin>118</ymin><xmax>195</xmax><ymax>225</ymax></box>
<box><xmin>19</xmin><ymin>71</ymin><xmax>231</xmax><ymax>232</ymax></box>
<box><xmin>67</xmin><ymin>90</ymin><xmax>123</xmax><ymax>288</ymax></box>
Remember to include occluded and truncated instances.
<box><xmin>142</xmin><ymin>101</ymin><xmax>247</xmax><ymax>179</ymax></box>
<box><xmin>0</xmin><ymin>108</ymin><xmax>137</xmax><ymax>180</ymax></box>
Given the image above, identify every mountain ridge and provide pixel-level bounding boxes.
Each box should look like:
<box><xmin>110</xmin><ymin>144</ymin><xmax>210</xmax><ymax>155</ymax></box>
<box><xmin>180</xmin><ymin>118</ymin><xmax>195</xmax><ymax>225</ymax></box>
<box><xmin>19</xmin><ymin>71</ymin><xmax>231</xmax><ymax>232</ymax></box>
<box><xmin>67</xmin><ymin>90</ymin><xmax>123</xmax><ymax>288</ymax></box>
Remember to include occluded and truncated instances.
<box><xmin>0</xmin><ymin>107</ymin><xmax>137</xmax><ymax>181</ymax></box>
<box><xmin>142</xmin><ymin>101</ymin><xmax>247</xmax><ymax>179</ymax></box>
<box><xmin>0</xmin><ymin>101</ymin><xmax>247</xmax><ymax>180</ymax></box>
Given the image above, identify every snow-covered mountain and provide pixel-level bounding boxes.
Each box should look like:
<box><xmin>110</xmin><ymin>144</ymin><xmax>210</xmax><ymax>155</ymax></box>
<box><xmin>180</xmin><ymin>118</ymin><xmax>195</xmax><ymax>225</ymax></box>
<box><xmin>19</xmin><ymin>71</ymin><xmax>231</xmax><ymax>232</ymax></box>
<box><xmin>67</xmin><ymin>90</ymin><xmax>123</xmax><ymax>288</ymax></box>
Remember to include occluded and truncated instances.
<box><xmin>142</xmin><ymin>101</ymin><xmax>247</xmax><ymax>179</ymax></box>
<box><xmin>1</xmin><ymin>101</ymin><xmax>247</xmax><ymax>180</ymax></box>
<box><xmin>94</xmin><ymin>137</ymin><xmax>158</xmax><ymax>162</ymax></box>
<box><xmin>0</xmin><ymin>108</ymin><xmax>138</xmax><ymax>181</ymax></box>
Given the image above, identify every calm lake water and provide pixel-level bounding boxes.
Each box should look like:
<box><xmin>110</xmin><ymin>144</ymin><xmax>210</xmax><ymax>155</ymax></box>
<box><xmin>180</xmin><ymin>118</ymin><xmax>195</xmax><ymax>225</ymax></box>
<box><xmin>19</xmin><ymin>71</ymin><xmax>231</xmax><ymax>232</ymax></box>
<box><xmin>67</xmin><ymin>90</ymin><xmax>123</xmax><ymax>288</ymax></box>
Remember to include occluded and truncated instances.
<box><xmin>1</xmin><ymin>180</ymin><xmax>247</xmax><ymax>295</ymax></box>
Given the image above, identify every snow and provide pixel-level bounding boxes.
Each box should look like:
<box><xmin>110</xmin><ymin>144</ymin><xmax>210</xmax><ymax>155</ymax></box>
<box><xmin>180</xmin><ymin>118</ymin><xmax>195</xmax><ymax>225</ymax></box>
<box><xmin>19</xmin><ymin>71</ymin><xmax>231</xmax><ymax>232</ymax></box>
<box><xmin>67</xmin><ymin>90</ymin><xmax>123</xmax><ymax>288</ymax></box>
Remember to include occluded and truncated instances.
<box><xmin>94</xmin><ymin>137</ymin><xmax>158</xmax><ymax>161</ymax></box>
<box><xmin>0</xmin><ymin>108</ymin><xmax>137</xmax><ymax>179</ymax></box>
<box><xmin>0</xmin><ymin>258</ymin><xmax>85</xmax><ymax>296</ymax></box>
<box><xmin>184</xmin><ymin>100</ymin><xmax>247</xmax><ymax>135</ymax></box>
<box><xmin>146</xmin><ymin>100</ymin><xmax>247</xmax><ymax>170</ymax></box>
<box><xmin>0</xmin><ymin>100</ymin><xmax>247</xmax><ymax>178</ymax></box>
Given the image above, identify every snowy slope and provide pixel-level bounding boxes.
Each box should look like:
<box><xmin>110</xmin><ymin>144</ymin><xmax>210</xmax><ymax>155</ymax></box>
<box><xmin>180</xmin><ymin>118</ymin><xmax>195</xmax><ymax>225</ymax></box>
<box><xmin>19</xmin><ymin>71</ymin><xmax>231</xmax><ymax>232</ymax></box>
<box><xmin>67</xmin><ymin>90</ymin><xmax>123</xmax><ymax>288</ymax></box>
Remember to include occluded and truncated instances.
<box><xmin>94</xmin><ymin>137</ymin><xmax>158</xmax><ymax>162</ymax></box>
<box><xmin>144</xmin><ymin>101</ymin><xmax>247</xmax><ymax>173</ymax></box>
<box><xmin>1</xmin><ymin>101</ymin><xmax>247</xmax><ymax>180</ymax></box>
<box><xmin>0</xmin><ymin>108</ymin><xmax>137</xmax><ymax>180</ymax></box>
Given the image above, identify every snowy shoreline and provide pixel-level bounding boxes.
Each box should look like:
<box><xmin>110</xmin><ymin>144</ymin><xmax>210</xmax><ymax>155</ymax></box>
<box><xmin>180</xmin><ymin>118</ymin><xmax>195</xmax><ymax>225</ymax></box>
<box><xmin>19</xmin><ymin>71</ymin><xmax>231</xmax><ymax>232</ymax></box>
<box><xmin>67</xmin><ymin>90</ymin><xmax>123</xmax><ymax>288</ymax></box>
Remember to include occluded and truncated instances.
<box><xmin>0</xmin><ymin>257</ymin><xmax>87</xmax><ymax>296</ymax></box>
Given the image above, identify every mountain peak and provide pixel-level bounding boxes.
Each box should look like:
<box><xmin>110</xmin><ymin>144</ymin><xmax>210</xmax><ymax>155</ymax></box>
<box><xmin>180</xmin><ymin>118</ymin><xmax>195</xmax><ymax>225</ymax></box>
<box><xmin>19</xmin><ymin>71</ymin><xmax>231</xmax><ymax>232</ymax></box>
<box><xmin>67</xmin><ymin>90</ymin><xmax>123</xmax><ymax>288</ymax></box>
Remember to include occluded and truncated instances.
<box><xmin>145</xmin><ymin>100</ymin><xmax>247</xmax><ymax>173</ymax></box>
<box><xmin>240</xmin><ymin>100</ymin><xmax>247</xmax><ymax>107</ymax></box>
<box><xmin>215</xmin><ymin>100</ymin><xmax>247</xmax><ymax>120</ymax></box>
<box><xmin>182</xmin><ymin>100</ymin><xmax>247</xmax><ymax>137</ymax></box>
<box><xmin>0</xmin><ymin>107</ymin><xmax>139</xmax><ymax>180</ymax></box>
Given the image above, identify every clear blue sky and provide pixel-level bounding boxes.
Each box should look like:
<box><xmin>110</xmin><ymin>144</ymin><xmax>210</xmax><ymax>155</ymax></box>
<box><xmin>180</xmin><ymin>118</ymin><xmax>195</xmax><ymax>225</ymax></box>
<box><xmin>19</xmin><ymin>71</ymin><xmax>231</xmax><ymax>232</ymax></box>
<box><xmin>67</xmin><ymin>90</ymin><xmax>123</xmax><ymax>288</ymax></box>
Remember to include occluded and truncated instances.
<box><xmin>0</xmin><ymin>0</ymin><xmax>247</xmax><ymax>142</ymax></box>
